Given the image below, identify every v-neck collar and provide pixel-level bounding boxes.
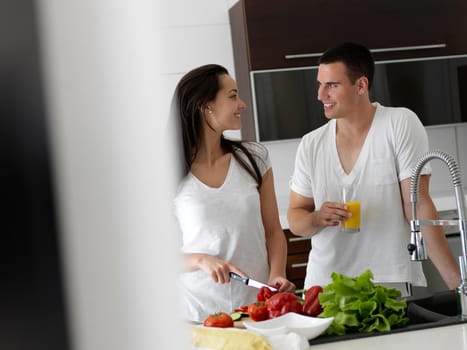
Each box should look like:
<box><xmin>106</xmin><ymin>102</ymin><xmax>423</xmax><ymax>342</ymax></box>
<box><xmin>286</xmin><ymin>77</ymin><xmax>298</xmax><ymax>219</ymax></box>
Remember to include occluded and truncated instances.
<box><xmin>331</xmin><ymin>105</ymin><xmax>379</xmax><ymax>183</ymax></box>
<box><xmin>189</xmin><ymin>154</ymin><xmax>234</xmax><ymax>190</ymax></box>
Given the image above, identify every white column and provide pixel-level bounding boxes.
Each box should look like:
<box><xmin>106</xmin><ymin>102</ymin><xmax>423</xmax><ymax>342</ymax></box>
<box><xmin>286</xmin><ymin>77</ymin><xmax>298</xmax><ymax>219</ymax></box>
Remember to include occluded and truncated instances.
<box><xmin>37</xmin><ymin>1</ymin><xmax>188</xmax><ymax>349</ymax></box>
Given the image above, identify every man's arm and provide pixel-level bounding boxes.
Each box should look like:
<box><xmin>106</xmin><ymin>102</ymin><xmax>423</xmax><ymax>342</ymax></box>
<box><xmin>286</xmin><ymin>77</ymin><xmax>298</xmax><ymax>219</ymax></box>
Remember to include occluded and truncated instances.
<box><xmin>400</xmin><ymin>175</ymin><xmax>461</xmax><ymax>290</ymax></box>
<box><xmin>287</xmin><ymin>191</ymin><xmax>349</xmax><ymax>237</ymax></box>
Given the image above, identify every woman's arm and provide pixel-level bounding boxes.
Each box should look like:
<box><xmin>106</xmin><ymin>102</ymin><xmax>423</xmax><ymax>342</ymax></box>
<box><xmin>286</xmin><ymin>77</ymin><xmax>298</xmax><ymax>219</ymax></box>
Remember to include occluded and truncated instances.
<box><xmin>259</xmin><ymin>168</ymin><xmax>296</xmax><ymax>292</ymax></box>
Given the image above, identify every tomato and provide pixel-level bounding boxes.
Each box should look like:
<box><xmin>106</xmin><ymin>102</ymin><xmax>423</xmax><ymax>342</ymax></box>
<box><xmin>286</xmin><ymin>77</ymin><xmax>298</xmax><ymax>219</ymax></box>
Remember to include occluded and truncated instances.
<box><xmin>265</xmin><ymin>292</ymin><xmax>303</xmax><ymax>319</ymax></box>
<box><xmin>302</xmin><ymin>285</ymin><xmax>323</xmax><ymax>317</ymax></box>
<box><xmin>234</xmin><ymin>305</ymin><xmax>249</xmax><ymax>313</ymax></box>
<box><xmin>248</xmin><ymin>302</ymin><xmax>268</xmax><ymax>321</ymax></box>
<box><xmin>203</xmin><ymin>312</ymin><xmax>234</xmax><ymax>328</ymax></box>
<box><xmin>257</xmin><ymin>286</ymin><xmax>277</xmax><ymax>302</ymax></box>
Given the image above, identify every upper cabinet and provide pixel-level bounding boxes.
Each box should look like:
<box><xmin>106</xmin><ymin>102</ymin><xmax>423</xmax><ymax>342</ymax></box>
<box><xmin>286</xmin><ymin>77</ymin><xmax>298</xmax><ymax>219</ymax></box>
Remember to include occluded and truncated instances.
<box><xmin>230</xmin><ymin>0</ymin><xmax>467</xmax><ymax>71</ymax></box>
<box><xmin>229</xmin><ymin>0</ymin><xmax>467</xmax><ymax>141</ymax></box>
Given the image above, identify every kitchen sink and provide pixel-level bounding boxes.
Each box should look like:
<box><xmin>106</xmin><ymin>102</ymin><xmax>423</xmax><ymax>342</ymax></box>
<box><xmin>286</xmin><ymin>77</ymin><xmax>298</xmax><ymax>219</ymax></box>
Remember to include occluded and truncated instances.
<box><xmin>407</xmin><ymin>289</ymin><xmax>459</xmax><ymax>323</ymax></box>
<box><xmin>309</xmin><ymin>290</ymin><xmax>466</xmax><ymax>345</ymax></box>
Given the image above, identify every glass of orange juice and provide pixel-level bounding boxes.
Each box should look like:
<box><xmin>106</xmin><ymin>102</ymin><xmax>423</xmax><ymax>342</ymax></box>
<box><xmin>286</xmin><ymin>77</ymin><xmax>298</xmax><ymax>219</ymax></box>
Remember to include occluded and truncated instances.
<box><xmin>341</xmin><ymin>184</ymin><xmax>360</xmax><ymax>233</ymax></box>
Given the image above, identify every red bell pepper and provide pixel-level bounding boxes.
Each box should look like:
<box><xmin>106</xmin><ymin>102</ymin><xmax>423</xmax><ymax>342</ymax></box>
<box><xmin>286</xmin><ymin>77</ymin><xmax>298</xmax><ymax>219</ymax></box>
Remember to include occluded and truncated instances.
<box><xmin>265</xmin><ymin>292</ymin><xmax>303</xmax><ymax>318</ymax></box>
<box><xmin>302</xmin><ymin>285</ymin><xmax>323</xmax><ymax>317</ymax></box>
<box><xmin>257</xmin><ymin>286</ymin><xmax>277</xmax><ymax>302</ymax></box>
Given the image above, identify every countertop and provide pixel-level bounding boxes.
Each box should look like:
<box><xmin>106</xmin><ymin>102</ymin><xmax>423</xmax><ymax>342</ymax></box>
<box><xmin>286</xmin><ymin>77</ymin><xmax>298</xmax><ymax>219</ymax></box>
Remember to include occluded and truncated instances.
<box><xmin>275</xmin><ymin>193</ymin><xmax>467</xmax><ymax>349</ymax></box>
<box><xmin>308</xmin><ymin>323</ymin><xmax>467</xmax><ymax>349</ymax></box>
<box><xmin>194</xmin><ymin>321</ymin><xmax>467</xmax><ymax>349</ymax></box>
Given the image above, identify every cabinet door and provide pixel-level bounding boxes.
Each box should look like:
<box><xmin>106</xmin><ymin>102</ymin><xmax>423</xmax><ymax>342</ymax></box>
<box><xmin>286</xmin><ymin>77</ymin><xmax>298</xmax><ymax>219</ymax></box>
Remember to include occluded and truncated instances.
<box><xmin>283</xmin><ymin>229</ymin><xmax>310</xmax><ymax>290</ymax></box>
<box><xmin>236</xmin><ymin>0</ymin><xmax>467</xmax><ymax>70</ymax></box>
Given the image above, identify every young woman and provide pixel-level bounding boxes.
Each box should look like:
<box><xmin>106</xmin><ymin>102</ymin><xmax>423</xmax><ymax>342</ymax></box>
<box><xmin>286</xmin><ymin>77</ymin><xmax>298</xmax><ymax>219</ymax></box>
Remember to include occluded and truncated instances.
<box><xmin>174</xmin><ymin>64</ymin><xmax>295</xmax><ymax>322</ymax></box>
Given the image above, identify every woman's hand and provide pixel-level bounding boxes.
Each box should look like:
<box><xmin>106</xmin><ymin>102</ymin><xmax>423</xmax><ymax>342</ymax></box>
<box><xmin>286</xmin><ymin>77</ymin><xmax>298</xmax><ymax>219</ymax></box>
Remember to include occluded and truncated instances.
<box><xmin>268</xmin><ymin>276</ymin><xmax>296</xmax><ymax>293</ymax></box>
<box><xmin>185</xmin><ymin>253</ymin><xmax>246</xmax><ymax>284</ymax></box>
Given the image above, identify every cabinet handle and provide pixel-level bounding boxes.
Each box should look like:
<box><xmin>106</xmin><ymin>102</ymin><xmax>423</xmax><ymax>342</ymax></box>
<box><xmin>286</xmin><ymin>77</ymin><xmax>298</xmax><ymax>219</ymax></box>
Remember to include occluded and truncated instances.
<box><xmin>291</xmin><ymin>262</ymin><xmax>308</xmax><ymax>268</ymax></box>
<box><xmin>289</xmin><ymin>236</ymin><xmax>309</xmax><ymax>242</ymax></box>
<box><xmin>285</xmin><ymin>52</ymin><xmax>322</xmax><ymax>59</ymax></box>
<box><xmin>285</xmin><ymin>43</ymin><xmax>447</xmax><ymax>60</ymax></box>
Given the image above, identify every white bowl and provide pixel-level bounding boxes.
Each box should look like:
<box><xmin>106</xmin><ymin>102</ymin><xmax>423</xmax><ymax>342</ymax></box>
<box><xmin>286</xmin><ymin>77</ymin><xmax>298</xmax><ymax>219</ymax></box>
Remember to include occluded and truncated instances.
<box><xmin>243</xmin><ymin>312</ymin><xmax>334</xmax><ymax>340</ymax></box>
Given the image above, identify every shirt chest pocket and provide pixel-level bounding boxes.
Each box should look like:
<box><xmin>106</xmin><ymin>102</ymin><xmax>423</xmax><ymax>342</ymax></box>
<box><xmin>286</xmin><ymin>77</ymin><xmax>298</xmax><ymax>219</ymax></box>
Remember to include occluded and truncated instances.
<box><xmin>373</xmin><ymin>158</ymin><xmax>398</xmax><ymax>185</ymax></box>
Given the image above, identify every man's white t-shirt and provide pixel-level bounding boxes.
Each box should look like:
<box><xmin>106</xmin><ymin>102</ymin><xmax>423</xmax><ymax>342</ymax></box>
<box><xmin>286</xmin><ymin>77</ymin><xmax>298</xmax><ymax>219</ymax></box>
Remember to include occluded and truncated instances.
<box><xmin>290</xmin><ymin>103</ymin><xmax>431</xmax><ymax>288</ymax></box>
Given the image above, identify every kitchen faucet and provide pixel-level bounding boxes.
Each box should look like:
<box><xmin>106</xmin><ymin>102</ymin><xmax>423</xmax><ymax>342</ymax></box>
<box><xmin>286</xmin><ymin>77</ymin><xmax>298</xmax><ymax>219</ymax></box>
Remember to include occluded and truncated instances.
<box><xmin>408</xmin><ymin>150</ymin><xmax>467</xmax><ymax>318</ymax></box>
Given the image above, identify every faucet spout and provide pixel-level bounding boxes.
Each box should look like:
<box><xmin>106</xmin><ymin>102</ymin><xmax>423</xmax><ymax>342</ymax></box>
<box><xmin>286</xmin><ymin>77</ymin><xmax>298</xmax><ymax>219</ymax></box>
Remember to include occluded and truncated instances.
<box><xmin>409</xmin><ymin>150</ymin><xmax>467</xmax><ymax>318</ymax></box>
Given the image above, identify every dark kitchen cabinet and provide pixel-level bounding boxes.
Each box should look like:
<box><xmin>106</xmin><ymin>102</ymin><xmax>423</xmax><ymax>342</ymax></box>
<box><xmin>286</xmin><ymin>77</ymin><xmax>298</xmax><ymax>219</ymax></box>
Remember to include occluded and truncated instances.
<box><xmin>230</xmin><ymin>0</ymin><xmax>467</xmax><ymax>71</ymax></box>
<box><xmin>229</xmin><ymin>0</ymin><xmax>467</xmax><ymax>140</ymax></box>
<box><xmin>284</xmin><ymin>229</ymin><xmax>310</xmax><ymax>290</ymax></box>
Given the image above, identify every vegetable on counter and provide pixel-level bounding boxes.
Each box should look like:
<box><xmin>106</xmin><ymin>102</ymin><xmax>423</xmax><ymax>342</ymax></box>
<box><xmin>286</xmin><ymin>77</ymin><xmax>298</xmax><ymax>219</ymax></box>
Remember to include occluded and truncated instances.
<box><xmin>248</xmin><ymin>302</ymin><xmax>269</xmax><ymax>321</ymax></box>
<box><xmin>302</xmin><ymin>285</ymin><xmax>323</xmax><ymax>317</ymax></box>
<box><xmin>257</xmin><ymin>286</ymin><xmax>277</xmax><ymax>302</ymax></box>
<box><xmin>319</xmin><ymin>269</ymin><xmax>409</xmax><ymax>336</ymax></box>
<box><xmin>203</xmin><ymin>312</ymin><xmax>234</xmax><ymax>328</ymax></box>
<box><xmin>265</xmin><ymin>292</ymin><xmax>303</xmax><ymax>319</ymax></box>
<box><xmin>232</xmin><ymin>289</ymin><xmax>301</xmax><ymax>322</ymax></box>
<box><xmin>229</xmin><ymin>312</ymin><xmax>244</xmax><ymax>322</ymax></box>
<box><xmin>231</xmin><ymin>305</ymin><xmax>249</xmax><ymax>321</ymax></box>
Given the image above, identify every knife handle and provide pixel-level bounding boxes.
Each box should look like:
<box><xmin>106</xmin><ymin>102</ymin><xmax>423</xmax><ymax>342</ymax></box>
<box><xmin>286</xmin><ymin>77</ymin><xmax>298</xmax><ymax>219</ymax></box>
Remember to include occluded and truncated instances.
<box><xmin>229</xmin><ymin>272</ymin><xmax>248</xmax><ymax>284</ymax></box>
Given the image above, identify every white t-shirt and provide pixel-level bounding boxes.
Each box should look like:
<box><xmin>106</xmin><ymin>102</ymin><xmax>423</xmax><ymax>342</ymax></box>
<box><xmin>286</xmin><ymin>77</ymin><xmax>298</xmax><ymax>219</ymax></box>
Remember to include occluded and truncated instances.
<box><xmin>290</xmin><ymin>103</ymin><xmax>431</xmax><ymax>288</ymax></box>
<box><xmin>175</xmin><ymin>142</ymin><xmax>271</xmax><ymax>322</ymax></box>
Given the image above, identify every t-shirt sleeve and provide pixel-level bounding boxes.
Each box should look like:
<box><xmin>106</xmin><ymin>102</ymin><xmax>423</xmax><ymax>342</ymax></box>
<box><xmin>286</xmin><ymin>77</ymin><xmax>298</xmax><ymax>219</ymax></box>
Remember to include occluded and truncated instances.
<box><xmin>395</xmin><ymin>109</ymin><xmax>432</xmax><ymax>181</ymax></box>
<box><xmin>289</xmin><ymin>137</ymin><xmax>314</xmax><ymax>198</ymax></box>
<box><xmin>241</xmin><ymin>142</ymin><xmax>271</xmax><ymax>176</ymax></box>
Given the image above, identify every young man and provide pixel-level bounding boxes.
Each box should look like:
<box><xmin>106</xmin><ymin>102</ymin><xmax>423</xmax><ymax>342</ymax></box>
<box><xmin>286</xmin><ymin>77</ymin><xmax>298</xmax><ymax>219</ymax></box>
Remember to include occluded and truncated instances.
<box><xmin>287</xmin><ymin>42</ymin><xmax>460</xmax><ymax>296</ymax></box>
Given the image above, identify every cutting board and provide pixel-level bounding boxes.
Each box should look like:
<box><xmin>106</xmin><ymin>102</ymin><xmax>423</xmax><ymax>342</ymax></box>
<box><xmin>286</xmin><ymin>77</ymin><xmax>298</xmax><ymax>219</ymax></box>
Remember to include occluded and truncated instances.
<box><xmin>234</xmin><ymin>317</ymin><xmax>251</xmax><ymax>329</ymax></box>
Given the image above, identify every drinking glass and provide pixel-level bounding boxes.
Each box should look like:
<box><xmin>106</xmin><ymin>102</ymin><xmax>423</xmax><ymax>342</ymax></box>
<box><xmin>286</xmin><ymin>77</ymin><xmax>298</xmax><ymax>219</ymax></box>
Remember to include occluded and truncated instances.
<box><xmin>341</xmin><ymin>184</ymin><xmax>360</xmax><ymax>233</ymax></box>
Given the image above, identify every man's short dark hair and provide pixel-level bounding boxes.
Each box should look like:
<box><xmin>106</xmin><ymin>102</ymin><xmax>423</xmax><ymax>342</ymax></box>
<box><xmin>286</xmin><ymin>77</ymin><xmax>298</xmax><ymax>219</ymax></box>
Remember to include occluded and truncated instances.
<box><xmin>319</xmin><ymin>42</ymin><xmax>375</xmax><ymax>89</ymax></box>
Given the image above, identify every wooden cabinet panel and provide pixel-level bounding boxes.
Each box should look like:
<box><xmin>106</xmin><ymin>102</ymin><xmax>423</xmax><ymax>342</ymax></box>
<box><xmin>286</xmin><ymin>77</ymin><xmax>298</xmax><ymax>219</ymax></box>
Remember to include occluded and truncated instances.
<box><xmin>284</xmin><ymin>229</ymin><xmax>310</xmax><ymax>254</ymax></box>
<box><xmin>231</xmin><ymin>0</ymin><xmax>467</xmax><ymax>71</ymax></box>
<box><xmin>283</xmin><ymin>229</ymin><xmax>310</xmax><ymax>290</ymax></box>
<box><xmin>286</xmin><ymin>254</ymin><xmax>308</xmax><ymax>279</ymax></box>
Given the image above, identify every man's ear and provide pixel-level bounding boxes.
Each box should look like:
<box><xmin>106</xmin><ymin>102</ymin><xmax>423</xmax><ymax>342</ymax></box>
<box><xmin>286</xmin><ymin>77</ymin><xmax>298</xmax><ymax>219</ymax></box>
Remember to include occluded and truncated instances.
<box><xmin>357</xmin><ymin>76</ymin><xmax>369</xmax><ymax>95</ymax></box>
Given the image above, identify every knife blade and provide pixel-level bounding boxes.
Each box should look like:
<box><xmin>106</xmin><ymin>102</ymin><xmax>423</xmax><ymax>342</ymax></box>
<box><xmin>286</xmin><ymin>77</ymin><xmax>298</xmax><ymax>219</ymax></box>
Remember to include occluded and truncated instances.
<box><xmin>229</xmin><ymin>272</ymin><xmax>278</xmax><ymax>292</ymax></box>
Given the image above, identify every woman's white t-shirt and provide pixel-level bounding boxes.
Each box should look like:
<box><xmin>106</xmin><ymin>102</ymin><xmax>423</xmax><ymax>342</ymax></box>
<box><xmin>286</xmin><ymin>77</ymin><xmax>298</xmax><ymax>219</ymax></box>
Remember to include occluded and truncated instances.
<box><xmin>175</xmin><ymin>142</ymin><xmax>271</xmax><ymax>322</ymax></box>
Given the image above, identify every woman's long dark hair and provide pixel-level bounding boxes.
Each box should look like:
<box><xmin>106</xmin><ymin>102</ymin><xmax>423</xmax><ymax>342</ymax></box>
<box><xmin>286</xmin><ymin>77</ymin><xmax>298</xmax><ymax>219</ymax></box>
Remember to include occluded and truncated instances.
<box><xmin>175</xmin><ymin>64</ymin><xmax>262</xmax><ymax>188</ymax></box>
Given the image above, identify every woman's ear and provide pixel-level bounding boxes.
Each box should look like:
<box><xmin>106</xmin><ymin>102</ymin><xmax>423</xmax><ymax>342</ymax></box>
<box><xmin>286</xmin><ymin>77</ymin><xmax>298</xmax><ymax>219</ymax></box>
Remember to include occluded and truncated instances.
<box><xmin>200</xmin><ymin>105</ymin><xmax>213</xmax><ymax>116</ymax></box>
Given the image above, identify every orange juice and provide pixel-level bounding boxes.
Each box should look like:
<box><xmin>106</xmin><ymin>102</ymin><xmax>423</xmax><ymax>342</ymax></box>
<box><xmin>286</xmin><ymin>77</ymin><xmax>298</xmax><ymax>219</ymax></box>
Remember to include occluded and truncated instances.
<box><xmin>342</xmin><ymin>201</ymin><xmax>360</xmax><ymax>233</ymax></box>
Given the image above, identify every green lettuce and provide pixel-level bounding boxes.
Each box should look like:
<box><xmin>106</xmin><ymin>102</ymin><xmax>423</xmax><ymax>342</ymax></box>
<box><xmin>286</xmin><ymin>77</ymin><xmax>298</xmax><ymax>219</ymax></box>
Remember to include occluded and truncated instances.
<box><xmin>318</xmin><ymin>270</ymin><xmax>409</xmax><ymax>336</ymax></box>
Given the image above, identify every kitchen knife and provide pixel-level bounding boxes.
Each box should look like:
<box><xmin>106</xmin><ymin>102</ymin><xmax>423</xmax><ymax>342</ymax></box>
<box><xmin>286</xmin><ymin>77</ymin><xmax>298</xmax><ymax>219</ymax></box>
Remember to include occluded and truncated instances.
<box><xmin>229</xmin><ymin>272</ymin><xmax>278</xmax><ymax>292</ymax></box>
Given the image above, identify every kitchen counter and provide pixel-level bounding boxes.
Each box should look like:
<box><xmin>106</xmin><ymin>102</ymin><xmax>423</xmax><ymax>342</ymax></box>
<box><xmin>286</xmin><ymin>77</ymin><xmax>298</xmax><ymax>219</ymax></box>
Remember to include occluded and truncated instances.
<box><xmin>193</xmin><ymin>322</ymin><xmax>467</xmax><ymax>349</ymax></box>
<box><xmin>308</xmin><ymin>323</ymin><xmax>467</xmax><ymax>349</ymax></box>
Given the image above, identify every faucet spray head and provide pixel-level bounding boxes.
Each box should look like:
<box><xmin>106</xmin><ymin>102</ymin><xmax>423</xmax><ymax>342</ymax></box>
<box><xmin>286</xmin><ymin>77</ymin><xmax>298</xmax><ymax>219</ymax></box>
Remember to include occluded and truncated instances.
<box><xmin>408</xmin><ymin>220</ymin><xmax>427</xmax><ymax>260</ymax></box>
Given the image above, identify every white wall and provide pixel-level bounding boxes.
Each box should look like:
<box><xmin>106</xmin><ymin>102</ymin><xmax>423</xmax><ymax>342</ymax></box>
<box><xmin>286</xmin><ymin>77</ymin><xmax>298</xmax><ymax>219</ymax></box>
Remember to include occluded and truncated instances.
<box><xmin>161</xmin><ymin>0</ymin><xmax>240</xmax><ymax>140</ymax></box>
